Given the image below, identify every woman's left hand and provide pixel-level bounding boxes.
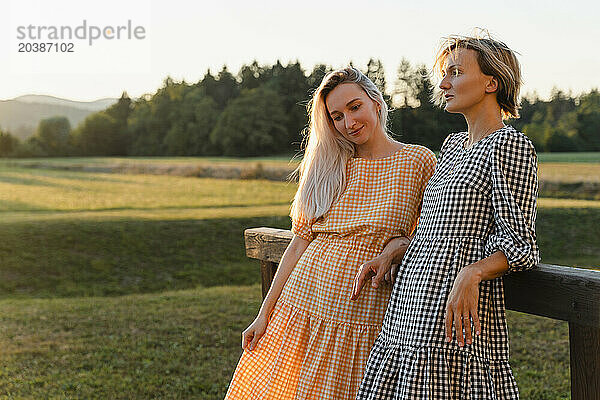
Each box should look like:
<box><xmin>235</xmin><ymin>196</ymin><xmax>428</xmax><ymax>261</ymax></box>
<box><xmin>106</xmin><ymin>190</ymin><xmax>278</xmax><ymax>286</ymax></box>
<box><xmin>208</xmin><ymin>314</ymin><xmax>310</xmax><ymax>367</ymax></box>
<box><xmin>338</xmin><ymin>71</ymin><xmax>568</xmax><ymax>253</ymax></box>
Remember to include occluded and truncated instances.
<box><xmin>351</xmin><ymin>236</ymin><xmax>411</xmax><ymax>300</ymax></box>
<box><xmin>351</xmin><ymin>253</ymin><xmax>395</xmax><ymax>301</ymax></box>
<box><xmin>444</xmin><ymin>263</ymin><xmax>483</xmax><ymax>346</ymax></box>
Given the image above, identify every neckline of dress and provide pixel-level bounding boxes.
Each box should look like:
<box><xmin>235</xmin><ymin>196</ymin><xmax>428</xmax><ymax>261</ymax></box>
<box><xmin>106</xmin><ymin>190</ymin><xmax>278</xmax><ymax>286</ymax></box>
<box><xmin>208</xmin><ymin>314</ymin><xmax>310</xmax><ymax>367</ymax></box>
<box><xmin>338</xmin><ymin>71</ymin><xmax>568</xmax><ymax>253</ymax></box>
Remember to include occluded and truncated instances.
<box><xmin>351</xmin><ymin>144</ymin><xmax>409</xmax><ymax>162</ymax></box>
<box><xmin>461</xmin><ymin>125</ymin><xmax>510</xmax><ymax>151</ymax></box>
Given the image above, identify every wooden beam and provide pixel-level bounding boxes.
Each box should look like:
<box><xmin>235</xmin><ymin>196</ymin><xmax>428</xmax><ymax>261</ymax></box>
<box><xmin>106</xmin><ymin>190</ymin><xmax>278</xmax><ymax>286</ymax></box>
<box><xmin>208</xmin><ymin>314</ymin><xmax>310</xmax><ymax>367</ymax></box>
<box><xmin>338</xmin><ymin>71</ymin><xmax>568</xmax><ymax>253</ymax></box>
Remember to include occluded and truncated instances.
<box><xmin>504</xmin><ymin>265</ymin><xmax>600</xmax><ymax>328</ymax></box>
<box><xmin>245</xmin><ymin>227</ymin><xmax>292</xmax><ymax>263</ymax></box>
<box><xmin>244</xmin><ymin>227</ymin><xmax>600</xmax><ymax>327</ymax></box>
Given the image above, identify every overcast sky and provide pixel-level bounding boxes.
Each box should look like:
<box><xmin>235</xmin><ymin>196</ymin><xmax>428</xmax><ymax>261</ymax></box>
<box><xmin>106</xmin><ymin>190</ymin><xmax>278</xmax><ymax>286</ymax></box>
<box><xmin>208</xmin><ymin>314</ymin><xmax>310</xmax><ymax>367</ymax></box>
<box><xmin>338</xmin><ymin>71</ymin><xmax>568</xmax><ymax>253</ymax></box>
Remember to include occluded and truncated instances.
<box><xmin>1</xmin><ymin>0</ymin><xmax>599</xmax><ymax>101</ymax></box>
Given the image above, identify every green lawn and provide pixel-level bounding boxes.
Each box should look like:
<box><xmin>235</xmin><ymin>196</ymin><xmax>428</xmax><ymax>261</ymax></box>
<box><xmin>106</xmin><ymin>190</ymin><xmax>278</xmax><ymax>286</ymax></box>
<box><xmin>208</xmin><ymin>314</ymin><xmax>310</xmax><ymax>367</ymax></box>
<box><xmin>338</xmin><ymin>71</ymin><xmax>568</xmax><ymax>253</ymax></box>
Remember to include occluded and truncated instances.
<box><xmin>0</xmin><ymin>286</ymin><xmax>261</xmax><ymax>399</ymax></box>
<box><xmin>0</xmin><ymin>285</ymin><xmax>571</xmax><ymax>400</ymax></box>
<box><xmin>0</xmin><ymin>165</ymin><xmax>597</xmax><ymax>398</ymax></box>
<box><xmin>0</xmin><ymin>155</ymin><xmax>296</xmax><ymax>169</ymax></box>
<box><xmin>3</xmin><ymin>156</ymin><xmax>600</xmax><ymax>191</ymax></box>
<box><xmin>0</xmin><ymin>166</ymin><xmax>295</xmax><ymax>212</ymax></box>
<box><xmin>3</xmin><ymin>151</ymin><xmax>600</xmax><ymax>166</ymax></box>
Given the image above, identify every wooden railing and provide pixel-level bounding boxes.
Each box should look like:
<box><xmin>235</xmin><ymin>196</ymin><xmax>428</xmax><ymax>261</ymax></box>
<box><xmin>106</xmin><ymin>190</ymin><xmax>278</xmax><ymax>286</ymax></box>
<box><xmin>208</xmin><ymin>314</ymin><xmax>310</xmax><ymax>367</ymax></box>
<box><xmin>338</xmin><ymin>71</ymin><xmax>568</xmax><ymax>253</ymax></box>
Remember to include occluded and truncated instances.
<box><xmin>244</xmin><ymin>227</ymin><xmax>600</xmax><ymax>400</ymax></box>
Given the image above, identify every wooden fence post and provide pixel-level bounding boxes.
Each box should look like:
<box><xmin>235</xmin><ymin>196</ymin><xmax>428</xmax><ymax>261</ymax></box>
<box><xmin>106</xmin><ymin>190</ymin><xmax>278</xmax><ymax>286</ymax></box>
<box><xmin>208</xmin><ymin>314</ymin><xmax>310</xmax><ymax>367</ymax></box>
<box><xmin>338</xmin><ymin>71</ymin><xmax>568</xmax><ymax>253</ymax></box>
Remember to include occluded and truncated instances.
<box><xmin>260</xmin><ymin>260</ymin><xmax>278</xmax><ymax>298</ymax></box>
<box><xmin>569</xmin><ymin>323</ymin><xmax>600</xmax><ymax>399</ymax></box>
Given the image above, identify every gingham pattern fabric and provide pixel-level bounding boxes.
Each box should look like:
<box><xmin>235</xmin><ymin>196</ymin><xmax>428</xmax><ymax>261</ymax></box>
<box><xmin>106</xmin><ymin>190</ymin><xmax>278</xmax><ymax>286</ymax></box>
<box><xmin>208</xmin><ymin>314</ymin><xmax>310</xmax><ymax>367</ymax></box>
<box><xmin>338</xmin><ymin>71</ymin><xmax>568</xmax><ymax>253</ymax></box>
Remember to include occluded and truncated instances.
<box><xmin>225</xmin><ymin>145</ymin><xmax>437</xmax><ymax>400</ymax></box>
<box><xmin>356</xmin><ymin>126</ymin><xmax>540</xmax><ymax>400</ymax></box>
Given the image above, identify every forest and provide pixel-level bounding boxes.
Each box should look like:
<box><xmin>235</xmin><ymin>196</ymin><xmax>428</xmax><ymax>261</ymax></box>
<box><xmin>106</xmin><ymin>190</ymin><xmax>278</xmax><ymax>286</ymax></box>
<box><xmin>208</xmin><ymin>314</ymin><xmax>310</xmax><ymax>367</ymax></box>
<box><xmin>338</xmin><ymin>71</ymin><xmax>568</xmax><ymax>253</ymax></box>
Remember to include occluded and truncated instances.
<box><xmin>1</xmin><ymin>59</ymin><xmax>598</xmax><ymax>157</ymax></box>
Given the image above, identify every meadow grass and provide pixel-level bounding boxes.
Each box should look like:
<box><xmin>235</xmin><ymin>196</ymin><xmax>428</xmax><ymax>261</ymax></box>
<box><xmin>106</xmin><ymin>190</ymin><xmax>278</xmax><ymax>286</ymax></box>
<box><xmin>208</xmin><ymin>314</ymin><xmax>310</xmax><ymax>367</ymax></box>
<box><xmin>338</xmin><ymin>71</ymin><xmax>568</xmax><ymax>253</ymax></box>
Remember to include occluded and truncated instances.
<box><xmin>3</xmin><ymin>157</ymin><xmax>600</xmax><ymax>191</ymax></box>
<box><xmin>0</xmin><ymin>286</ymin><xmax>260</xmax><ymax>399</ymax></box>
<box><xmin>3</xmin><ymin>151</ymin><xmax>600</xmax><ymax>166</ymax></box>
<box><xmin>0</xmin><ymin>201</ymin><xmax>596</xmax><ymax>300</ymax></box>
<box><xmin>0</xmin><ymin>285</ymin><xmax>571</xmax><ymax>400</ymax></box>
<box><xmin>0</xmin><ymin>215</ymin><xmax>292</xmax><ymax>299</ymax></box>
<box><xmin>0</xmin><ymin>155</ymin><xmax>296</xmax><ymax>169</ymax></box>
<box><xmin>0</xmin><ymin>168</ymin><xmax>596</xmax><ymax>300</ymax></box>
<box><xmin>537</xmin><ymin>152</ymin><xmax>600</xmax><ymax>163</ymax></box>
<box><xmin>539</xmin><ymin>163</ymin><xmax>600</xmax><ymax>183</ymax></box>
<box><xmin>0</xmin><ymin>167</ymin><xmax>296</xmax><ymax>212</ymax></box>
<box><xmin>0</xmin><ymin>165</ymin><xmax>597</xmax><ymax>398</ymax></box>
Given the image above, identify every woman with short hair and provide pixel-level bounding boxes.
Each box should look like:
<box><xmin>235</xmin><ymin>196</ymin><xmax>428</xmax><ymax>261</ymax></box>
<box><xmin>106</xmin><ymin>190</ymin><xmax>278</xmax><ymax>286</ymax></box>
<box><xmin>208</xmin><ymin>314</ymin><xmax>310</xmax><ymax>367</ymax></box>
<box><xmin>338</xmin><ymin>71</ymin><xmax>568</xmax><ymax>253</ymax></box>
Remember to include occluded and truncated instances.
<box><xmin>225</xmin><ymin>67</ymin><xmax>436</xmax><ymax>399</ymax></box>
<box><xmin>354</xmin><ymin>35</ymin><xmax>539</xmax><ymax>399</ymax></box>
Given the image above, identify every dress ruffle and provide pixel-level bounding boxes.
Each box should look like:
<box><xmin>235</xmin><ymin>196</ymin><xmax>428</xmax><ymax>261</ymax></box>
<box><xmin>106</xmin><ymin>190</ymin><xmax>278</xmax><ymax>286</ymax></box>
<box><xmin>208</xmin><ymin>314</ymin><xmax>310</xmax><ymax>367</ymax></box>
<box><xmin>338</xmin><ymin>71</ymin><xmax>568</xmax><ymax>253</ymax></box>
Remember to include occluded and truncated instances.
<box><xmin>226</xmin><ymin>300</ymin><xmax>381</xmax><ymax>399</ymax></box>
<box><xmin>358</xmin><ymin>341</ymin><xmax>519</xmax><ymax>400</ymax></box>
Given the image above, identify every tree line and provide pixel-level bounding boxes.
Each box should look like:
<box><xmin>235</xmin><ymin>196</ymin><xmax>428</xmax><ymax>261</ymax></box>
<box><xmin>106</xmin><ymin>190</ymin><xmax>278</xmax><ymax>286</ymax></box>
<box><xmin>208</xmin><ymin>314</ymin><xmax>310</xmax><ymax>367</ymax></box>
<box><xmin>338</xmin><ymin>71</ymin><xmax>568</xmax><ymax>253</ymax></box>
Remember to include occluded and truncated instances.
<box><xmin>0</xmin><ymin>59</ymin><xmax>598</xmax><ymax>158</ymax></box>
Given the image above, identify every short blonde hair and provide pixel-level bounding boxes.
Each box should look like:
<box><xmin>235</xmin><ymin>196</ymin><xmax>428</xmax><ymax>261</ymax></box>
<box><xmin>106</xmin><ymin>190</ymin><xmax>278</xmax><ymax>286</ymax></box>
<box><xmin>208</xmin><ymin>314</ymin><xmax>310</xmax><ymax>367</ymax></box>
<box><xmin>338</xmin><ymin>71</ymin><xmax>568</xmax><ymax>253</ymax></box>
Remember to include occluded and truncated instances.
<box><xmin>432</xmin><ymin>34</ymin><xmax>523</xmax><ymax>119</ymax></box>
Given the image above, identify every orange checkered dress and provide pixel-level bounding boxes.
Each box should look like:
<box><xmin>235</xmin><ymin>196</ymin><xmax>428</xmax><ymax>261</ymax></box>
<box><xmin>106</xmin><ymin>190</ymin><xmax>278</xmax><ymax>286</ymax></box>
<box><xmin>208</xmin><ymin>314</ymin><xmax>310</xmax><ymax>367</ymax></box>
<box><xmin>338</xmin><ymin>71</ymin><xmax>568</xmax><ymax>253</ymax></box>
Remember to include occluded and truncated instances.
<box><xmin>225</xmin><ymin>145</ymin><xmax>436</xmax><ymax>400</ymax></box>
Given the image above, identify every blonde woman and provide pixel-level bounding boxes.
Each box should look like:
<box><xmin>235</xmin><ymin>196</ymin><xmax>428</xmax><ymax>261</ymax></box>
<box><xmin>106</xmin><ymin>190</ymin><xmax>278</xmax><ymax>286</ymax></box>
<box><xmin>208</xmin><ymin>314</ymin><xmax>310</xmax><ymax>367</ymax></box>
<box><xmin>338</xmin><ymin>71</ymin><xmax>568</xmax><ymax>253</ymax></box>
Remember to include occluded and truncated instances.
<box><xmin>225</xmin><ymin>67</ymin><xmax>436</xmax><ymax>399</ymax></box>
<box><xmin>354</xmin><ymin>35</ymin><xmax>539</xmax><ymax>399</ymax></box>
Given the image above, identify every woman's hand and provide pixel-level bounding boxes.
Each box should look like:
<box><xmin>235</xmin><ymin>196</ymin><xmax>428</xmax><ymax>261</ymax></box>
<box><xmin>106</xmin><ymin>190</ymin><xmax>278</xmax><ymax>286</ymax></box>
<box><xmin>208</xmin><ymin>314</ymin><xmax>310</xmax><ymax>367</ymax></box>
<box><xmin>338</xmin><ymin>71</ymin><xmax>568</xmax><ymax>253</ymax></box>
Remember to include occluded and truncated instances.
<box><xmin>242</xmin><ymin>235</ymin><xmax>309</xmax><ymax>351</ymax></box>
<box><xmin>444</xmin><ymin>264</ymin><xmax>483</xmax><ymax>346</ymax></box>
<box><xmin>351</xmin><ymin>236</ymin><xmax>411</xmax><ymax>300</ymax></box>
<box><xmin>351</xmin><ymin>253</ymin><xmax>395</xmax><ymax>300</ymax></box>
<box><xmin>242</xmin><ymin>313</ymin><xmax>269</xmax><ymax>351</ymax></box>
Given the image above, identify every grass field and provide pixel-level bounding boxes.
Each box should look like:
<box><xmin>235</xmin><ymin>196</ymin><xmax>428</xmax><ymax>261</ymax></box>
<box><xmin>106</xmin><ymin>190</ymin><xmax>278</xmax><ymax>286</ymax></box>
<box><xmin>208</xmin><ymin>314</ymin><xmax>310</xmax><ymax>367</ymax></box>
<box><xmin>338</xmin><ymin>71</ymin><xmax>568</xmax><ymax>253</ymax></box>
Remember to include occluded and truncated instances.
<box><xmin>0</xmin><ymin>156</ymin><xmax>296</xmax><ymax>169</ymax></box>
<box><xmin>3</xmin><ymin>155</ymin><xmax>600</xmax><ymax>188</ymax></box>
<box><xmin>536</xmin><ymin>152</ymin><xmax>600</xmax><ymax>163</ymax></box>
<box><xmin>0</xmin><ymin>162</ymin><xmax>598</xmax><ymax>398</ymax></box>
<box><xmin>539</xmin><ymin>163</ymin><xmax>600</xmax><ymax>183</ymax></box>
<box><xmin>3</xmin><ymin>151</ymin><xmax>600</xmax><ymax>166</ymax></box>
<box><xmin>0</xmin><ymin>286</ymin><xmax>571</xmax><ymax>399</ymax></box>
<box><xmin>0</xmin><ymin>167</ymin><xmax>295</xmax><ymax>212</ymax></box>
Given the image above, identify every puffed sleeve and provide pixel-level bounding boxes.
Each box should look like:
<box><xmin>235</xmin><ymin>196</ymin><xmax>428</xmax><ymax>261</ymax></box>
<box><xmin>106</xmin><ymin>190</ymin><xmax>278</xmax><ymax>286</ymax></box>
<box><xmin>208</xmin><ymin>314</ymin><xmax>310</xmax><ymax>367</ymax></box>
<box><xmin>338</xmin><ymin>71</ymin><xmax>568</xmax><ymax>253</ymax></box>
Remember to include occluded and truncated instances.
<box><xmin>291</xmin><ymin>212</ymin><xmax>316</xmax><ymax>242</ymax></box>
<box><xmin>484</xmin><ymin>131</ymin><xmax>540</xmax><ymax>273</ymax></box>
<box><xmin>405</xmin><ymin>147</ymin><xmax>437</xmax><ymax>236</ymax></box>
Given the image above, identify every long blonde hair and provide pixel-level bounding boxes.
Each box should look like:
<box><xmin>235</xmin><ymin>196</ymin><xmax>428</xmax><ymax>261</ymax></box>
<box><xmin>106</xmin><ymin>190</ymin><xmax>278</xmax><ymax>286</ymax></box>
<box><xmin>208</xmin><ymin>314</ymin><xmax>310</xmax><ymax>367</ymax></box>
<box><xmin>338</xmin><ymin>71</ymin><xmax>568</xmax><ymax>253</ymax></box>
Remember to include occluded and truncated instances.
<box><xmin>290</xmin><ymin>67</ymin><xmax>390</xmax><ymax>221</ymax></box>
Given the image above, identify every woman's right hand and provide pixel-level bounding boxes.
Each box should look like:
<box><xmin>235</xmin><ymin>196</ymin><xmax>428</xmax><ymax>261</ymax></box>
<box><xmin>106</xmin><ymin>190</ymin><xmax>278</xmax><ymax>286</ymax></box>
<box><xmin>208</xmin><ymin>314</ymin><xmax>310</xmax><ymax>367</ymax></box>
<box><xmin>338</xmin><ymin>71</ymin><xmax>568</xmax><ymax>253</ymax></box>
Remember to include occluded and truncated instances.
<box><xmin>242</xmin><ymin>313</ymin><xmax>269</xmax><ymax>351</ymax></box>
<box><xmin>240</xmin><ymin>235</ymin><xmax>309</xmax><ymax>352</ymax></box>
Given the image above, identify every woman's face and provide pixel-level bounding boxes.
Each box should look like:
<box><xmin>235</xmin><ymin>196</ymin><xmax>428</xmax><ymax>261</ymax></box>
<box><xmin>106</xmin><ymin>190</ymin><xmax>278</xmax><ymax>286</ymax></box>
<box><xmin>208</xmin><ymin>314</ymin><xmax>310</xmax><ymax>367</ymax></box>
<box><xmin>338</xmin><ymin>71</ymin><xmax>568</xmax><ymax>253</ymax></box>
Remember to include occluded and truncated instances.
<box><xmin>325</xmin><ymin>83</ymin><xmax>381</xmax><ymax>146</ymax></box>
<box><xmin>438</xmin><ymin>48</ymin><xmax>495</xmax><ymax>115</ymax></box>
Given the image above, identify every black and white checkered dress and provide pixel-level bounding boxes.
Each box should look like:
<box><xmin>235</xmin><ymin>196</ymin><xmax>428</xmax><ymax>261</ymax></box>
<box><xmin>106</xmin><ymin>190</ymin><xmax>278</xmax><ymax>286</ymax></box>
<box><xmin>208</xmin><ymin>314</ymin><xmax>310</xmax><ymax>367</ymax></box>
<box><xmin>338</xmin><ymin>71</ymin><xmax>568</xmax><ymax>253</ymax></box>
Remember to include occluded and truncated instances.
<box><xmin>356</xmin><ymin>126</ymin><xmax>540</xmax><ymax>399</ymax></box>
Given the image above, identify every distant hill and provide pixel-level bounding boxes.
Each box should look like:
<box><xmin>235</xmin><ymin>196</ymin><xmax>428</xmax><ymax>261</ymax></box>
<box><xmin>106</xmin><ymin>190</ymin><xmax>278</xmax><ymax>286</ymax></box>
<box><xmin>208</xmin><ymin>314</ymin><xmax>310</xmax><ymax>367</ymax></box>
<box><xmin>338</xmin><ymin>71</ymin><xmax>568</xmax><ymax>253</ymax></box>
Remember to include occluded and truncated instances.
<box><xmin>0</xmin><ymin>95</ymin><xmax>118</xmax><ymax>140</ymax></box>
<box><xmin>13</xmin><ymin>95</ymin><xmax>117</xmax><ymax>111</ymax></box>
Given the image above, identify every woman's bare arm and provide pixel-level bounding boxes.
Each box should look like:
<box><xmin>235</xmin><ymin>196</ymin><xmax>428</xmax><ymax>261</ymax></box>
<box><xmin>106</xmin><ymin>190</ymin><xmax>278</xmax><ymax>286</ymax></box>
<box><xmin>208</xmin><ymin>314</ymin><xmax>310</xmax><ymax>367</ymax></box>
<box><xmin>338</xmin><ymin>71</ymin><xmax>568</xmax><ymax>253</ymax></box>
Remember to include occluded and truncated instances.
<box><xmin>444</xmin><ymin>251</ymin><xmax>509</xmax><ymax>347</ymax></box>
<box><xmin>242</xmin><ymin>235</ymin><xmax>310</xmax><ymax>350</ymax></box>
<box><xmin>258</xmin><ymin>235</ymin><xmax>310</xmax><ymax>319</ymax></box>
